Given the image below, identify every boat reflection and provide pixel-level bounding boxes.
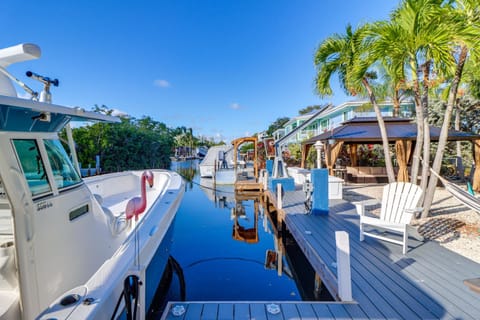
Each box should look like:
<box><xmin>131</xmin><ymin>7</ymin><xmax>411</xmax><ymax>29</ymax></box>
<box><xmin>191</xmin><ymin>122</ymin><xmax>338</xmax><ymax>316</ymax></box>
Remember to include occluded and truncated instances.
<box><xmin>198</xmin><ymin>177</ymin><xmax>235</xmax><ymax>208</ymax></box>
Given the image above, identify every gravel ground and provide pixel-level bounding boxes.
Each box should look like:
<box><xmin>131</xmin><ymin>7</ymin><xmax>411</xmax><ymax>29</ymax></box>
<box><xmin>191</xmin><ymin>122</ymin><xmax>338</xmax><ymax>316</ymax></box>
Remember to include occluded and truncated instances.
<box><xmin>343</xmin><ymin>182</ymin><xmax>480</xmax><ymax>263</ymax></box>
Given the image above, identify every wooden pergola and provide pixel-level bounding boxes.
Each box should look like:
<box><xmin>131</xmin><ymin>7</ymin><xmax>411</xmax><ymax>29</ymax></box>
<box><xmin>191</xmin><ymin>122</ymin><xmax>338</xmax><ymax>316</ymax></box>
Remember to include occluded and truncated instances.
<box><xmin>301</xmin><ymin>117</ymin><xmax>480</xmax><ymax>188</ymax></box>
<box><xmin>232</xmin><ymin>136</ymin><xmax>259</xmax><ymax>179</ymax></box>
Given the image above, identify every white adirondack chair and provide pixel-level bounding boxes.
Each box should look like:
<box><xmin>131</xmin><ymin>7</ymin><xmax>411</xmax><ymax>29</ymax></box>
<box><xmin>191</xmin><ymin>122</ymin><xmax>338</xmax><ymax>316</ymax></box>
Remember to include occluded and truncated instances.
<box><xmin>355</xmin><ymin>182</ymin><xmax>423</xmax><ymax>254</ymax></box>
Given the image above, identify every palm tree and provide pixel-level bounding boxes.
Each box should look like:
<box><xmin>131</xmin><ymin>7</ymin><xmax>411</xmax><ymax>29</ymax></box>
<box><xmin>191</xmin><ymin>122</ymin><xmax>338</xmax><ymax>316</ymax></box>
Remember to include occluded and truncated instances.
<box><xmin>385</xmin><ymin>0</ymin><xmax>456</xmax><ymax>187</ymax></box>
<box><xmin>314</xmin><ymin>24</ymin><xmax>396</xmax><ymax>183</ymax></box>
<box><xmin>422</xmin><ymin>0</ymin><xmax>480</xmax><ymax>217</ymax></box>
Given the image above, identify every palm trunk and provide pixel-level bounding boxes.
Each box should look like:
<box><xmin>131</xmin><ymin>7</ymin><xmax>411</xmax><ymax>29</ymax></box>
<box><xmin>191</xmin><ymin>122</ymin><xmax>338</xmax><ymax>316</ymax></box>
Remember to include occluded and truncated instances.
<box><xmin>420</xmin><ymin>61</ymin><xmax>431</xmax><ymax>195</ymax></box>
<box><xmin>393</xmin><ymin>89</ymin><xmax>401</xmax><ymax>117</ymax></box>
<box><xmin>410</xmin><ymin>58</ymin><xmax>424</xmax><ymax>185</ymax></box>
<box><xmin>362</xmin><ymin>78</ymin><xmax>396</xmax><ymax>183</ymax></box>
<box><xmin>422</xmin><ymin>45</ymin><xmax>468</xmax><ymax>218</ymax></box>
<box><xmin>455</xmin><ymin>101</ymin><xmax>465</xmax><ymax>179</ymax></box>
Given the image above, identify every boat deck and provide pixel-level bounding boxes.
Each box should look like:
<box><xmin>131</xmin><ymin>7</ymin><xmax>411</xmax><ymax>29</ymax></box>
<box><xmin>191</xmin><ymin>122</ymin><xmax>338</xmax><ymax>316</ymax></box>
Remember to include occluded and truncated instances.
<box><xmin>161</xmin><ymin>189</ymin><xmax>480</xmax><ymax>320</ymax></box>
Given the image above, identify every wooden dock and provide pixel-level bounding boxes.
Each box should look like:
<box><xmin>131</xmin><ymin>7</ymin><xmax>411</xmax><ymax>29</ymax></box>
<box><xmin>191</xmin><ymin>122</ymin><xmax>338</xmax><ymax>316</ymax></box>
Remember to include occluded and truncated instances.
<box><xmin>234</xmin><ymin>180</ymin><xmax>263</xmax><ymax>194</ymax></box>
<box><xmin>161</xmin><ymin>301</ymin><xmax>366</xmax><ymax>320</ymax></box>
<box><xmin>161</xmin><ymin>189</ymin><xmax>480</xmax><ymax>319</ymax></box>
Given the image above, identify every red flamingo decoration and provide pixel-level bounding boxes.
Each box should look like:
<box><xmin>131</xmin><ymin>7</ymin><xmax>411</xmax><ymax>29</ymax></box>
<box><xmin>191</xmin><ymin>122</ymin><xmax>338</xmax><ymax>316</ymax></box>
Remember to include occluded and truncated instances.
<box><xmin>125</xmin><ymin>171</ymin><xmax>154</xmax><ymax>221</ymax></box>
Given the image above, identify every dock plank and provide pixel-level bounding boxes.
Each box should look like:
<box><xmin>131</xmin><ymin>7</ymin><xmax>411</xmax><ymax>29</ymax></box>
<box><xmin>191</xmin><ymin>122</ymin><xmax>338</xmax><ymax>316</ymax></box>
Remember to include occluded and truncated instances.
<box><xmin>279</xmin><ymin>303</ymin><xmax>299</xmax><ymax>319</ymax></box>
<box><xmin>250</xmin><ymin>303</ymin><xmax>268</xmax><ymax>320</ymax></box>
<box><xmin>327</xmin><ymin>304</ymin><xmax>353</xmax><ymax>320</ymax></box>
<box><xmin>342</xmin><ymin>303</ymin><xmax>369</xmax><ymax>320</ymax></box>
<box><xmin>296</xmin><ymin>303</ymin><xmax>317</xmax><ymax>319</ymax></box>
<box><xmin>184</xmin><ymin>303</ymin><xmax>203</xmax><ymax>320</ymax></box>
<box><xmin>311</xmin><ymin>303</ymin><xmax>334</xmax><ymax>320</ymax></box>
<box><xmin>233</xmin><ymin>303</ymin><xmax>250</xmax><ymax>320</ymax></box>
<box><xmin>201</xmin><ymin>303</ymin><xmax>218</xmax><ymax>320</ymax></box>
<box><xmin>217</xmin><ymin>303</ymin><xmax>233</xmax><ymax>320</ymax></box>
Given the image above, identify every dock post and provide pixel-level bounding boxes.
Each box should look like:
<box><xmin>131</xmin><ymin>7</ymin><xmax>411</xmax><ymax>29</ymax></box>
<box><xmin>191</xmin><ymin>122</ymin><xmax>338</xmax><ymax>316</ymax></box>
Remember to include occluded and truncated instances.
<box><xmin>263</xmin><ymin>170</ymin><xmax>268</xmax><ymax>191</ymax></box>
<box><xmin>276</xmin><ymin>183</ymin><xmax>283</xmax><ymax>210</ymax></box>
<box><xmin>335</xmin><ymin>231</ymin><xmax>352</xmax><ymax>301</ymax></box>
<box><xmin>311</xmin><ymin>168</ymin><xmax>328</xmax><ymax>215</ymax></box>
<box><xmin>213</xmin><ymin>160</ymin><xmax>217</xmax><ymax>187</ymax></box>
<box><xmin>314</xmin><ymin>273</ymin><xmax>323</xmax><ymax>299</ymax></box>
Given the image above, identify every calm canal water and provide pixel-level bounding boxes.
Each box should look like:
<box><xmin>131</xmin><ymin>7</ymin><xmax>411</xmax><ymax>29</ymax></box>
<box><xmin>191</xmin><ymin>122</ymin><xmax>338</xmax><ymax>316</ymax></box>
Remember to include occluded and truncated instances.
<box><xmin>149</xmin><ymin>160</ymin><xmax>332</xmax><ymax>318</ymax></box>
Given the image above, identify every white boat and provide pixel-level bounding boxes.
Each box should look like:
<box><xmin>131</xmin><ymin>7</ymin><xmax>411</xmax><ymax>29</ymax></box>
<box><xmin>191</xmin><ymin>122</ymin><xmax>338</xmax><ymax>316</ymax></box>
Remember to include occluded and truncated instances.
<box><xmin>199</xmin><ymin>145</ymin><xmax>234</xmax><ymax>180</ymax></box>
<box><xmin>195</xmin><ymin>146</ymin><xmax>208</xmax><ymax>158</ymax></box>
<box><xmin>0</xmin><ymin>44</ymin><xmax>184</xmax><ymax>319</ymax></box>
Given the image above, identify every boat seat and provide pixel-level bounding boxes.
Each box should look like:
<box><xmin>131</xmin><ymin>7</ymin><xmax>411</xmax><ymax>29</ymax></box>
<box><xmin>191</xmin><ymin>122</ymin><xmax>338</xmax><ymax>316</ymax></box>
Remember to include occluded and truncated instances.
<box><xmin>93</xmin><ymin>194</ymin><xmax>128</xmax><ymax>236</ymax></box>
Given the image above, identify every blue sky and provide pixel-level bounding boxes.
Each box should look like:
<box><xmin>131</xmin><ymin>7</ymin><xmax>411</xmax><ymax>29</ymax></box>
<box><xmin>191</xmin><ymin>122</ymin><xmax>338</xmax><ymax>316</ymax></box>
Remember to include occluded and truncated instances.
<box><xmin>1</xmin><ymin>0</ymin><xmax>397</xmax><ymax>142</ymax></box>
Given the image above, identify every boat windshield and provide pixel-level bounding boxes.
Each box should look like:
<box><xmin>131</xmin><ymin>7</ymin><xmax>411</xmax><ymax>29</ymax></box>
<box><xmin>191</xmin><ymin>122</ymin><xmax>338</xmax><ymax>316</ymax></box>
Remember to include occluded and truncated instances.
<box><xmin>13</xmin><ymin>139</ymin><xmax>52</xmax><ymax>197</ymax></box>
<box><xmin>12</xmin><ymin>139</ymin><xmax>81</xmax><ymax>197</ymax></box>
<box><xmin>44</xmin><ymin>139</ymin><xmax>81</xmax><ymax>189</ymax></box>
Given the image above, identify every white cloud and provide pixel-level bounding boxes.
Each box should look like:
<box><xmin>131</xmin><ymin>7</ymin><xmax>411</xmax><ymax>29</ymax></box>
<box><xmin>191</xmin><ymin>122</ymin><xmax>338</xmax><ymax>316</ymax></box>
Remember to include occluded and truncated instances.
<box><xmin>230</xmin><ymin>102</ymin><xmax>241</xmax><ymax>110</ymax></box>
<box><xmin>153</xmin><ymin>79</ymin><xmax>171</xmax><ymax>88</ymax></box>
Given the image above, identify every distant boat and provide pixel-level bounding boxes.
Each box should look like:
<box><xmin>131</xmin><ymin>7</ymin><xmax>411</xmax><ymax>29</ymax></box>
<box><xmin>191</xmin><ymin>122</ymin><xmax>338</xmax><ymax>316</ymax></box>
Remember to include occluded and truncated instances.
<box><xmin>196</xmin><ymin>145</ymin><xmax>208</xmax><ymax>158</ymax></box>
<box><xmin>199</xmin><ymin>145</ymin><xmax>236</xmax><ymax>184</ymax></box>
<box><xmin>0</xmin><ymin>43</ymin><xmax>184</xmax><ymax>319</ymax></box>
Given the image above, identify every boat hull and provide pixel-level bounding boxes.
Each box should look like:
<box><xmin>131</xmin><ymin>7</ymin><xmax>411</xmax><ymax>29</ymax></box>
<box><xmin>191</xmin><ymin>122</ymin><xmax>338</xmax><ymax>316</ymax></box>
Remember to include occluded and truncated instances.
<box><xmin>37</xmin><ymin>170</ymin><xmax>185</xmax><ymax>319</ymax></box>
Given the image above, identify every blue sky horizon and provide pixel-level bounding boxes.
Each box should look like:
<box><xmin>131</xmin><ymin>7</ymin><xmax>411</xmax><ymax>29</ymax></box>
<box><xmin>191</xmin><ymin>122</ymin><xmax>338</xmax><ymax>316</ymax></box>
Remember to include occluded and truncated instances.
<box><xmin>1</xmin><ymin>0</ymin><xmax>398</xmax><ymax>142</ymax></box>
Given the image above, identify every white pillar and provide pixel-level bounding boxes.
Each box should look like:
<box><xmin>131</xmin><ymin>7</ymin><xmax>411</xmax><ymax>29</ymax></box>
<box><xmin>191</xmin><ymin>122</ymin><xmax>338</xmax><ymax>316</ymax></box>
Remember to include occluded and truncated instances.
<box><xmin>314</xmin><ymin>141</ymin><xmax>324</xmax><ymax>169</ymax></box>
<box><xmin>335</xmin><ymin>231</ymin><xmax>352</xmax><ymax>301</ymax></box>
<box><xmin>276</xmin><ymin>183</ymin><xmax>283</xmax><ymax>210</ymax></box>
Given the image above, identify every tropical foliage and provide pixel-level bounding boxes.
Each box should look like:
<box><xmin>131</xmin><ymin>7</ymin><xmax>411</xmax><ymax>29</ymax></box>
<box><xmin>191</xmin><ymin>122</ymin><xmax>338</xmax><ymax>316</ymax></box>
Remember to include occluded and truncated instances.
<box><xmin>266</xmin><ymin>117</ymin><xmax>290</xmax><ymax>136</ymax></box>
<box><xmin>67</xmin><ymin>106</ymin><xmax>174</xmax><ymax>172</ymax></box>
<box><xmin>313</xmin><ymin>0</ymin><xmax>480</xmax><ymax>217</ymax></box>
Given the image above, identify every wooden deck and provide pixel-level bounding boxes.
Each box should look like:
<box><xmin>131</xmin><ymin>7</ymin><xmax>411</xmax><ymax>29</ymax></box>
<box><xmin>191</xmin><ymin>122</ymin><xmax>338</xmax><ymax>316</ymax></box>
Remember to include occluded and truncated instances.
<box><xmin>161</xmin><ymin>189</ymin><xmax>480</xmax><ymax>320</ymax></box>
<box><xmin>234</xmin><ymin>180</ymin><xmax>263</xmax><ymax>194</ymax></box>
<box><xmin>161</xmin><ymin>301</ymin><xmax>366</xmax><ymax>320</ymax></box>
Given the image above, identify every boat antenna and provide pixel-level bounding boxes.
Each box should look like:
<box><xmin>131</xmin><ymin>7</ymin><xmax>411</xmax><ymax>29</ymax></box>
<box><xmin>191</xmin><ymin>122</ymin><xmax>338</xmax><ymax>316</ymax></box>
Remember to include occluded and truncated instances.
<box><xmin>26</xmin><ymin>71</ymin><xmax>59</xmax><ymax>103</ymax></box>
<box><xmin>0</xmin><ymin>65</ymin><xmax>38</xmax><ymax>100</ymax></box>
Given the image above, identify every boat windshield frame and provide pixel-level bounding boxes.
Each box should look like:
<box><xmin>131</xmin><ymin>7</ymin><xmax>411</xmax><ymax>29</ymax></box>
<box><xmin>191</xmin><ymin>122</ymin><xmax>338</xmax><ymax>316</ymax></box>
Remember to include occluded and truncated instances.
<box><xmin>11</xmin><ymin>135</ymin><xmax>83</xmax><ymax>199</ymax></box>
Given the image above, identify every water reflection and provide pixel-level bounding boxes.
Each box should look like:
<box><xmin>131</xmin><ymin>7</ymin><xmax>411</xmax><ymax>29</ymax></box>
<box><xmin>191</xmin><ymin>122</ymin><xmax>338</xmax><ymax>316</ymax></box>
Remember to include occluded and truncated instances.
<box><xmin>171</xmin><ymin>159</ymin><xmax>197</xmax><ymax>189</ymax></box>
<box><xmin>231</xmin><ymin>195</ymin><xmax>259</xmax><ymax>244</ymax></box>
<box><xmin>150</xmin><ymin>160</ymin><xmax>332</xmax><ymax>317</ymax></box>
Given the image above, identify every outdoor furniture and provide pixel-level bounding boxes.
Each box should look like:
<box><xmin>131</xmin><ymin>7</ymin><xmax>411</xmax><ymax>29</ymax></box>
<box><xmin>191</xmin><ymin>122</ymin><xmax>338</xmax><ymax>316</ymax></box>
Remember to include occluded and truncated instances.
<box><xmin>355</xmin><ymin>182</ymin><xmax>423</xmax><ymax>254</ymax></box>
<box><xmin>347</xmin><ymin>166</ymin><xmax>392</xmax><ymax>183</ymax></box>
